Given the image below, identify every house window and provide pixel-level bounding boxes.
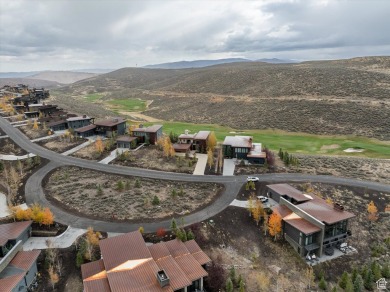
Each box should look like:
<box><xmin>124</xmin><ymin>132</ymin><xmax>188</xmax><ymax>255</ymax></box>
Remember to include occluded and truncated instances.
<box><xmin>305</xmin><ymin>235</ymin><xmax>313</xmax><ymax>246</ymax></box>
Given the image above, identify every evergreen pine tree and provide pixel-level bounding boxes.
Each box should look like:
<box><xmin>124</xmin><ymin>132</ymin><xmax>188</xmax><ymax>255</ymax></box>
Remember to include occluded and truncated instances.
<box><xmin>353</xmin><ymin>274</ymin><xmax>364</xmax><ymax>292</ymax></box>
<box><xmin>226</xmin><ymin>278</ymin><xmax>233</xmax><ymax>292</ymax></box>
<box><xmin>339</xmin><ymin>271</ymin><xmax>349</xmax><ymax>289</ymax></box>
<box><xmin>319</xmin><ymin>276</ymin><xmax>327</xmax><ymax>290</ymax></box>
<box><xmin>364</xmin><ymin>269</ymin><xmax>373</xmax><ymax>290</ymax></box>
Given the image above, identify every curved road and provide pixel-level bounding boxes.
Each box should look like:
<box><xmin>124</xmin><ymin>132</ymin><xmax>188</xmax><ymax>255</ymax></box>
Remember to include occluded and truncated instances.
<box><xmin>1</xmin><ymin>117</ymin><xmax>390</xmax><ymax>232</ymax></box>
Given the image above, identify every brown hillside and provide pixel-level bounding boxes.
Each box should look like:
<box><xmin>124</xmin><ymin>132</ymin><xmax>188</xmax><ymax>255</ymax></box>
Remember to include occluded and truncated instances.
<box><xmin>53</xmin><ymin>56</ymin><xmax>390</xmax><ymax>140</ymax></box>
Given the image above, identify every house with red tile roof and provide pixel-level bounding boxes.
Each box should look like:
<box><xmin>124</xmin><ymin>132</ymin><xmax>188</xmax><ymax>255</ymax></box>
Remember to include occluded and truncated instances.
<box><xmin>81</xmin><ymin>231</ymin><xmax>211</xmax><ymax>292</ymax></box>
<box><xmin>267</xmin><ymin>184</ymin><xmax>355</xmax><ymax>258</ymax></box>
<box><xmin>0</xmin><ymin>221</ymin><xmax>41</xmax><ymax>292</ymax></box>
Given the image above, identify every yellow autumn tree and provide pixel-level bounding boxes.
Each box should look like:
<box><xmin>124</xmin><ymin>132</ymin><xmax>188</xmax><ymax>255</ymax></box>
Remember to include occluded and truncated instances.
<box><xmin>32</xmin><ymin>119</ymin><xmax>39</xmax><ymax>130</ymax></box>
<box><xmin>206</xmin><ymin>131</ymin><xmax>217</xmax><ymax>151</ymax></box>
<box><xmin>252</xmin><ymin>199</ymin><xmax>264</xmax><ymax>225</ymax></box>
<box><xmin>367</xmin><ymin>200</ymin><xmax>378</xmax><ymax>221</ymax></box>
<box><xmin>325</xmin><ymin>197</ymin><xmax>333</xmax><ymax>205</ymax></box>
<box><xmin>95</xmin><ymin>136</ymin><xmax>104</xmax><ymax>154</ymax></box>
<box><xmin>128</xmin><ymin>124</ymin><xmax>139</xmax><ymax>135</ymax></box>
<box><xmin>268</xmin><ymin>212</ymin><xmax>282</xmax><ymax>241</ymax></box>
<box><xmin>163</xmin><ymin>137</ymin><xmax>175</xmax><ymax>158</ymax></box>
<box><xmin>42</xmin><ymin>207</ymin><xmax>54</xmax><ymax>226</ymax></box>
<box><xmin>207</xmin><ymin>148</ymin><xmax>214</xmax><ymax>169</ymax></box>
<box><xmin>247</xmin><ymin>194</ymin><xmax>254</xmax><ymax>216</ymax></box>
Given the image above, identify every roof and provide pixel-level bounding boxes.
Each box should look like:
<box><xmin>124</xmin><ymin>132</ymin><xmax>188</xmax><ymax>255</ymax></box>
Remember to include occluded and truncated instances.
<box><xmin>94</xmin><ymin>118</ymin><xmax>126</xmax><ymax>127</ymax></box>
<box><xmin>178</xmin><ymin>133</ymin><xmax>196</xmax><ymax>139</ymax></box>
<box><xmin>194</xmin><ymin>131</ymin><xmax>210</xmax><ymax>140</ymax></box>
<box><xmin>0</xmin><ymin>273</ymin><xmax>25</xmax><ymax>292</ymax></box>
<box><xmin>9</xmin><ymin>250</ymin><xmax>41</xmax><ymax>271</ymax></box>
<box><xmin>82</xmin><ymin>232</ymin><xmax>210</xmax><ymax>292</ymax></box>
<box><xmin>116</xmin><ymin>136</ymin><xmax>138</xmax><ymax>143</ymax></box>
<box><xmin>47</xmin><ymin>120</ymin><xmax>67</xmax><ymax>127</ymax></box>
<box><xmin>66</xmin><ymin>116</ymin><xmax>91</xmax><ymax>122</ymax></box>
<box><xmin>247</xmin><ymin>143</ymin><xmax>267</xmax><ymax>158</ymax></box>
<box><xmin>223</xmin><ymin>136</ymin><xmax>252</xmax><ymax>148</ymax></box>
<box><xmin>75</xmin><ymin>124</ymin><xmax>97</xmax><ymax>133</ymax></box>
<box><xmin>283</xmin><ymin>213</ymin><xmax>322</xmax><ymax>235</ymax></box>
<box><xmin>172</xmin><ymin>143</ymin><xmax>191</xmax><ymax>151</ymax></box>
<box><xmin>298</xmin><ymin>196</ymin><xmax>355</xmax><ymax>225</ymax></box>
<box><xmin>0</xmin><ymin>221</ymin><xmax>32</xmax><ymax>246</ymax></box>
<box><xmin>133</xmin><ymin>125</ymin><xmax>163</xmax><ymax>133</ymax></box>
<box><xmin>267</xmin><ymin>184</ymin><xmax>311</xmax><ymax>203</ymax></box>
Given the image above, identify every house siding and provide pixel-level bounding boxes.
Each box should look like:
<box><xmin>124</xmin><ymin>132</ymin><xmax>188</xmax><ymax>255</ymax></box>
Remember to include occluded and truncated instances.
<box><xmin>68</xmin><ymin>119</ymin><xmax>91</xmax><ymax>129</ymax></box>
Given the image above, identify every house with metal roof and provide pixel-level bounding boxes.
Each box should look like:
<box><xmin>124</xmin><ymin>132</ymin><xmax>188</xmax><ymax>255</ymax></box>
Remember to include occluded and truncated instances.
<box><xmin>94</xmin><ymin>118</ymin><xmax>127</xmax><ymax>138</ymax></box>
<box><xmin>0</xmin><ymin>221</ymin><xmax>41</xmax><ymax>292</ymax></box>
<box><xmin>131</xmin><ymin>124</ymin><xmax>163</xmax><ymax>145</ymax></box>
<box><xmin>222</xmin><ymin>135</ymin><xmax>266</xmax><ymax>164</ymax></box>
<box><xmin>81</xmin><ymin>231</ymin><xmax>211</xmax><ymax>292</ymax></box>
<box><xmin>267</xmin><ymin>184</ymin><xmax>355</xmax><ymax>258</ymax></box>
<box><xmin>176</xmin><ymin>130</ymin><xmax>210</xmax><ymax>153</ymax></box>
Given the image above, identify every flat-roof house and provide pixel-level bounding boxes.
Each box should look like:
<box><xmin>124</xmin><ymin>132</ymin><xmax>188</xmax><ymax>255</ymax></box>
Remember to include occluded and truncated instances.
<box><xmin>222</xmin><ymin>135</ymin><xmax>266</xmax><ymax>164</ymax></box>
<box><xmin>177</xmin><ymin>130</ymin><xmax>210</xmax><ymax>153</ymax></box>
<box><xmin>116</xmin><ymin>136</ymin><xmax>138</xmax><ymax>149</ymax></box>
<box><xmin>0</xmin><ymin>221</ymin><xmax>41</xmax><ymax>292</ymax></box>
<box><xmin>47</xmin><ymin>119</ymin><xmax>68</xmax><ymax>131</ymax></box>
<box><xmin>66</xmin><ymin>115</ymin><xmax>93</xmax><ymax>130</ymax></box>
<box><xmin>81</xmin><ymin>231</ymin><xmax>211</xmax><ymax>292</ymax></box>
<box><xmin>132</xmin><ymin>124</ymin><xmax>163</xmax><ymax>145</ymax></box>
<box><xmin>94</xmin><ymin>118</ymin><xmax>127</xmax><ymax>138</ymax></box>
<box><xmin>75</xmin><ymin>124</ymin><xmax>97</xmax><ymax>138</ymax></box>
<box><xmin>268</xmin><ymin>184</ymin><xmax>355</xmax><ymax>258</ymax></box>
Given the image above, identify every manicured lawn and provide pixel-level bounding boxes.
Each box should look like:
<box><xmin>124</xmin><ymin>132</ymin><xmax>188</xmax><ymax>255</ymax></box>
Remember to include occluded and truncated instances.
<box><xmin>84</xmin><ymin>93</ymin><xmax>102</xmax><ymax>102</ymax></box>
<box><xmin>139</xmin><ymin>121</ymin><xmax>390</xmax><ymax>158</ymax></box>
<box><xmin>108</xmin><ymin>99</ymin><xmax>146</xmax><ymax>111</ymax></box>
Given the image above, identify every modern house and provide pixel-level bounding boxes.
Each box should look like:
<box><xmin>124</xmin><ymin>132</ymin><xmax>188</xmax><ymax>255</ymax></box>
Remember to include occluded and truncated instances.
<box><xmin>222</xmin><ymin>135</ymin><xmax>266</xmax><ymax>164</ymax></box>
<box><xmin>116</xmin><ymin>136</ymin><xmax>138</xmax><ymax>149</ymax></box>
<box><xmin>74</xmin><ymin>124</ymin><xmax>97</xmax><ymax>138</ymax></box>
<box><xmin>94</xmin><ymin>118</ymin><xmax>127</xmax><ymax>137</ymax></box>
<box><xmin>66</xmin><ymin>115</ymin><xmax>93</xmax><ymax>129</ymax></box>
<box><xmin>177</xmin><ymin>130</ymin><xmax>210</xmax><ymax>153</ymax></box>
<box><xmin>268</xmin><ymin>184</ymin><xmax>355</xmax><ymax>258</ymax></box>
<box><xmin>132</xmin><ymin>124</ymin><xmax>163</xmax><ymax>145</ymax></box>
<box><xmin>81</xmin><ymin>231</ymin><xmax>211</xmax><ymax>292</ymax></box>
<box><xmin>0</xmin><ymin>221</ymin><xmax>41</xmax><ymax>292</ymax></box>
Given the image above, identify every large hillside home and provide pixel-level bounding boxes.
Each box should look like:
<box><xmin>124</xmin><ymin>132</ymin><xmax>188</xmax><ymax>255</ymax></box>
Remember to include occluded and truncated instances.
<box><xmin>81</xmin><ymin>231</ymin><xmax>211</xmax><ymax>292</ymax></box>
<box><xmin>94</xmin><ymin>118</ymin><xmax>127</xmax><ymax>137</ymax></box>
<box><xmin>0</xmin><ymin>221</ymin><xmax>41</xmax><ymax>292</ymax></box>
<box><xmin>222</xmin><ymin>135</ymin><xmax>266</xmax><ymax>164</ymax></box>
<box><xmin>268</xmin><ymin>184</ymin><xmax>355</xmax><ymax>258</ymax></box>
<box><xmin>177</xmin><ymin>130</ymin><xmax>210</xmax><ymax>153</ymax></box>
<box><xmin>132</xmin><ymin>124</ymin><xmax>163</xmax><ymax>145</ymax></box>
<box><xmin>66</xmin><ymin>115</ymin><xmax>93</xmax><ymax>130</ymax></box>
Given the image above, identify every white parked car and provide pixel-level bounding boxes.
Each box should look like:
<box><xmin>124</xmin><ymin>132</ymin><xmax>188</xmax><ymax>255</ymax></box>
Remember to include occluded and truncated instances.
<box><xmin>257</xmin><ymin>196</ymin><xmax>268</xmax><ymax>203</ymax></box>
<box><xmin>246</xmin><ymin>176</ymin><xmax>259</xmax><ymax>182</ymax></box>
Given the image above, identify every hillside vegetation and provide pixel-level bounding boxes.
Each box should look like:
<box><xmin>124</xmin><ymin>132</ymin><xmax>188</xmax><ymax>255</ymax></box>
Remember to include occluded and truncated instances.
<box><xmin>53</xmin><ymin>56</ymin><xmax>390</xmax><ymax>140</ymax></box>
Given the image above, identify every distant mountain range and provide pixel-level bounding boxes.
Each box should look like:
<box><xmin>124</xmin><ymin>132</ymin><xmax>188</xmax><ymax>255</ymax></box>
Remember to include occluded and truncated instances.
<box><xmin>144</xmin><ymin>58</ymin><xmax>299</xmax><ymax>69</ymax></box>
<box><xmin>0</xmin><ymin>69</ymin><xmax>114</xmax><ymax>79</ymax></box>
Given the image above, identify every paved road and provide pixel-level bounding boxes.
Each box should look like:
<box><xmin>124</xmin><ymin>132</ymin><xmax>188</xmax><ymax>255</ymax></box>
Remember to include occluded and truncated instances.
<box><xmin>2</xmin><ymin>117</ymin><xmax>390</xmax><ymax>233</ymax></box>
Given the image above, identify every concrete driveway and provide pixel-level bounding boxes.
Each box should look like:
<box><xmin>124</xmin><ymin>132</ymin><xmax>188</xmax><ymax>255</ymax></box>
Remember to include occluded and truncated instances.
<box><xmin>193</xmin><ymin>153</ymin><xmax>207</xmax><ymax>175</ymax></box>
<box><xmin>223</xmin><ymin>159</ymin><xmax>236</xmax><ymax>176</ymax></box>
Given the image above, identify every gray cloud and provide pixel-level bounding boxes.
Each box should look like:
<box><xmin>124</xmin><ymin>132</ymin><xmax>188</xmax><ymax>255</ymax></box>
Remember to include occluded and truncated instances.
<box><xmin>0</xmin><ymin>0</ymin><xmax>389</xmax><ymax>71</ymax></box>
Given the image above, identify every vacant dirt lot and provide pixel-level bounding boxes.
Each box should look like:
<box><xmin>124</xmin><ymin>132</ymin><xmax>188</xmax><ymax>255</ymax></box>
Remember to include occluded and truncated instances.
<box><xmin>0</xmin><ymin>137</ymin><xmax>27</xmax><ymax>155</ymax></box>
<box><xmin>112</xmin><ymin>146</ymin><xmax>197</xmax><ymax>174</ymax></box>
<box><xmin>44</xmin><ymin>166</ymin><xmax>222</xmax><ymax>221</ymax></box>
<box><xmin>36</xmin><ymin>136</ymin><xmax>88</xmax><ymax>153</ymax></box>
<box><xmin>235</xmin><ymin>154</ymin><xmax>390</xmax><ymax>184</ymax></box>
<box><xmin>19</xmin><ymin>125</ymin><xmax>49</xmax><ymax>140</ymax></box>
<box><xmin>70</xmin><ymin>141</ymin><xmax>112</xmax><ymax>161</ymax></box>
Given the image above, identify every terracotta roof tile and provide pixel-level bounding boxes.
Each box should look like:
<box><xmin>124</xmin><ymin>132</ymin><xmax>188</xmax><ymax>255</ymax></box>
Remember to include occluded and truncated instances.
<box><xmin>81</xmin><ymin>259</ymin><xmax>106</xmax><ymax>280</ymax></box>
<box><xmin>164</xmin><ymin>239</ymin><xmax>190</xmax><ymax>258</ymax></box>
<box><xmin>148</xmin><ymin>242</ymin><xmax>171</xmax><ymax>261</ymax></box>
<box><xmin>0</xmin><ymin>221</ymin><xmax>32</xmax><ymax>246</ymax></box>
<box><xmin>184</xmin><ymin>240</ymin><xmax>211</xmax><ymax>265</ymax></box>
<box><xmin>84</xmin><ymin>277</ymin><xmax>111</xmax><ymax>292</ymax></box>
<box><xmin>9</xmin><ymin>250</ymin><xmax>41</xmax><ymax>271</ymax></box>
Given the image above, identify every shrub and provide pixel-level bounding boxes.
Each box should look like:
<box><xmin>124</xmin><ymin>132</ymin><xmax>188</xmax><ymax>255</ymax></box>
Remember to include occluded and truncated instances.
<box><xmin>134</xmin><ymin>178</ymin><xmax>141</xmax><ymax>188</ymax></box>
<box><xmin>138</xmin><ymin>226</ymin><xmax>144</xmax><ymax>234</ymax></box>
<box><xmin>319</xmin><ymin>276</ymin><xmax>327</xmax><ymax>290</ymax></box>
<box><xmin>205</xmin><ymin>258</ymin><xmax>226</xmax><ymax>292</ymax></box>
<box><xmin>156</xmin><ymin>228</ymin><xmax>166</xmax><ymax>238</ymax></box>
<box><xmin>116</xmin><ymin>180</ymin><xmax>124</xmax><ymax>191</ymax></box>
<box><xmin>186</xmin><ymin>229</ymin><xmax>195</xmax><ymax>240</ymax></box>
<box><xmin>152</xmin><ymin>195</ymin><xmax>160</xmax><ymax>205</ymax></box>
<box><xmin>226</xmin><ymin>277</ymin><xmax>233</xmax><ymax>292</ymax></box>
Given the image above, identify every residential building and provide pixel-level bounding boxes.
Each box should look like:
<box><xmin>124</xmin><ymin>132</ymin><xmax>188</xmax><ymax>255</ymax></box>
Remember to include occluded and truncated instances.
<box><xmin>268</xmin><ymin>184</ymin><xmax>355</xmax><ymax>258</ymax></box>
<box><xmin>222</xmin><ymin>135</ymin><xmax>266</xmax><ymax>164</ymax></box>
<box><xmin>0</xmin><ymin>221</ymin><xmax>41</xmax><ymax>292</ymax></box>
<box><xmin>66</xmin><ymin>115</ymin><xmax>93</xmax><ymax>129</ymax></box>
<box><xmin>75</xmin><ymin>124</ymin><xmax>97</xmax><ymax>138</ymax></box>
<box><xmin>94</xmin><ymin>118</ymin><xmax>127</xmax><ymax>137</ymax></box>
<box><xmin>116</xmin><ymin>136</ymin><xmax>138</xmax><ymax>149</ymax></box>
<box><xmin>132</xmin><ymin>124</ymin><xmax>163</xmax><ymax>145</ymax></box>
<box><xmin>81</xmin><ymin>231</ymin><xmax>211</xmax><ymax>292</ymax></box>
<box><xmin>177</xmin><ymin>130</ymin><xmax>210</xmax><ymax>153</ymax></box>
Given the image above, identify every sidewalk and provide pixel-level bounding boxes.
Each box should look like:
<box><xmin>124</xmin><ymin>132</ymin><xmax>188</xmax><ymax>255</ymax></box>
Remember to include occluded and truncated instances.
<box><xmin>23</xmin><ymin>227</ymin><xmax>86</xmax><ymax>250</ymax></box>
<box><xmin>0</xmin><ymin>153</ymin><xmax>36</xmax><ymax>161</ymax></box>
<box><xmin>0</xmin><ymin>135</ymin><xmax>8</xmax><ymax>139</ymax></box>
<box><xmin>193</xmin><ymin>153</ymin><xmax>207</xmax><ymax>175</ymax></box>
<box><xmin>61</xmin><ymin>140</ymin><xmax>91</xmax><ymax>156</ymax></box>
<box><xmin>31</xmin><ymin>132</ymin><xmax>61</xmax><ymax>142</ymax></box>
<box><xmin>0</xmin><ymin>192</ymin><xmax>28</xmax><ymax>218</ymax></box>
<box><xmin>99</xmin><ymin>148</ymin><xmax>128</xmax><ymax>164</ymax></box>
<box><xmin>223</xmin><ymin>159</ymin><xmax>236</xmax><ymax>176</ymax></box>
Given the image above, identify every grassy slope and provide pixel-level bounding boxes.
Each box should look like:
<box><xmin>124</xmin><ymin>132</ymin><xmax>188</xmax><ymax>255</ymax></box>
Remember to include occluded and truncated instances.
<box><xmin>107</xmin><ymin>99</ymin><xmax>146</xmax><ymax>111</ymax></box>
<box><xmin>142</xmin><ymin>121</ymin><xmax>390</xmax><ymax>158</ymax></box>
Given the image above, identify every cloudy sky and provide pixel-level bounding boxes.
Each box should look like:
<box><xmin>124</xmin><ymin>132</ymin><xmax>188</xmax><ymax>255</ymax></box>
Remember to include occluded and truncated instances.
<box><xmin>1</xmin><ymin>0</ymin><xmax>389</xmax><ymax>72</ymax></box>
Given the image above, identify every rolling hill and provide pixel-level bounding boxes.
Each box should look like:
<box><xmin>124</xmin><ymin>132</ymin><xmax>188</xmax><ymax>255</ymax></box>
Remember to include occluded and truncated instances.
<box><xmin>53</xmin><ymin>56</ymin><xmax>390</xmax><ymax>140</ymax></box>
